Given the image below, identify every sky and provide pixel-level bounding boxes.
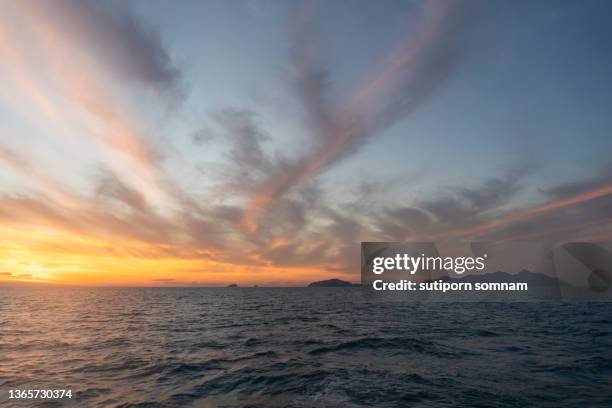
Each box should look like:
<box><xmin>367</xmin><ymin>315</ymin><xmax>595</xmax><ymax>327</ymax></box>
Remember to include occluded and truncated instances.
<box><xmin>1</xmin><ymin>0</ymin><xmax>611</xmax><ymax>286</ymax></box>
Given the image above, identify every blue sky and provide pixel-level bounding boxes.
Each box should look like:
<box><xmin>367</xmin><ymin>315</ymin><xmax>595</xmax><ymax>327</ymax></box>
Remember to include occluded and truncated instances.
<box><xmin>136</xmin><ymin>0</ymin><xmax>612</xmax><ymax>204</ymax></box>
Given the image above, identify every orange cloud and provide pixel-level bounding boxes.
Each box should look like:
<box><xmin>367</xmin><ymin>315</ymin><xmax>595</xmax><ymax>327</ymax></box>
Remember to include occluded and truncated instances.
<box><xmin>449</xmin><ymin>183</ymin><xmax>612</xmax><ymax>239</ymax></box>
<box><xmin>2</xmin><ymin>1</ymin><xmax>162</xmax><ymax>193</ymax></box>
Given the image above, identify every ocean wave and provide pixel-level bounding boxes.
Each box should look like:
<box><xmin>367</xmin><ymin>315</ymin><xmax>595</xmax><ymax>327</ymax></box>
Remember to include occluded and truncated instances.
<box><xmin>1</xmin><ymin>288</ymin><xmax>610</xmax><ymax>407</ymax></box>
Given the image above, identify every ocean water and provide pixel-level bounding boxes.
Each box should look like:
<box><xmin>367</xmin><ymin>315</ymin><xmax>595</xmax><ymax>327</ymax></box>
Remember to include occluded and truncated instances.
<box><xmin>0</xmin><ymin>287</ymin><xmax>611</xmax><ymax>407</ymax></box>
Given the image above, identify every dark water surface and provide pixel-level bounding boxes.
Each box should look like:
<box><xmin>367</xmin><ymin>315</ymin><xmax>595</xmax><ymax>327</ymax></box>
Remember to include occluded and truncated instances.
<box><xmin>1</xmin><ymin>287</ymin><xmax>611</xmax><ymax>407</ymax></box>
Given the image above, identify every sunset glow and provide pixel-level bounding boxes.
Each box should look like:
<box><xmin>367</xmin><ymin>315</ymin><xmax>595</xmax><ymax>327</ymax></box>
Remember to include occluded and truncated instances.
<box><xmin>1</xmin><ymin>0</ymin><xmax>611</xmax><ymax>286</ymax></box>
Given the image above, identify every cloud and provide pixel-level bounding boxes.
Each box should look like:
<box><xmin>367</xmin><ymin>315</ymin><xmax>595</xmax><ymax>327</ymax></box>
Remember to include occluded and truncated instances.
<box><xmin>195</xmin><ymin>1</ymin><xmax>481</xmax><ymax>236</ymax></box>
<box><xmin>452</xmin><ymin>181</ymin><xmax>612</xmax><ymax>241</ymax></box>
<box><xmin>319</xmin><ymin>165</ymin><xmax>612</xmax><ymax>271</ymax></box>
<box><xmin>387</xmin><ymin>163</ymin><xmax>612</xmax><ymax>243</ymax></box>
<box><xmin>369</xmin><ymin>168</ymin><xmax>529</xmax><ymax>242</ymax></box>
<box><xmin>236</xmin><ymin>1</ymin><xmax>480</xmax><ymax>222</ymax></box>
<box><xmin>94</xmin><ymin>168</ymin><xmax>148</xmax><ymax>212</ymax></box>
<box><xmin>191</xmin><ymin>128</ymin><xmax>215</xmax><ymax>146</ymax></box>
<box><xmin>0</xmin><ymin>146</ymin><xmax>31</xmax><ymax>174</ymax></box>
<box><xmin>2</xmin><ymin>0</ymin><xmax>181</xmax><ymax>190</ymax></box>
<box><xmin>0</xmin><ymin>145</ymin><xmax>82</xmax><ymax>208</ymax></box>
<box><xmin>0</xmin><ymin>161</ymin><xmax>610</xmax><ymax>278</ymax></box>
<box><xmin>21</xmin><ymin>0</ymin><xmax>181</xmax><ymax>95</ymax></box>
<box><xmin>0</xmin><ymin>272</ymin><xmax>12</xmax><ymax>276</ymax></box>
<box><xmin>545</xmin><ymin>162</ymin><xmax>612</xmax><ymax>200</ymax></box>
<box><xmin>362</xmin><ymin>1</ymin><xmax>477</xmax><ymax>128</ymax></box>
<box><xmin>217</xmin><ymin>109</ymin><xmax>274</xmax><ymax>184</ymax></box>
<box><xmin>260</xmin><ymin>242</ymin><xmax>328</xmax><ymax>267</ymax></box>
<box><xmin>0</xmin><ymin>194</ymin><xmax>175</xmax><ymax>246</ymax></box>
<box><xmin>1</xmin><ymin>1</ymin><xmax>610</xmax><ymax>284</ymax></box>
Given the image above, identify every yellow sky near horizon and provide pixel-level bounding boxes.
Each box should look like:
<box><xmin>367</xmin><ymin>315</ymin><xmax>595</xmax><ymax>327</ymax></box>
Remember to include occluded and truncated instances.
<box><xmin>0</xmin><ymin>225</ymin><xmax>335</xmax><ymax>286</ymax></box>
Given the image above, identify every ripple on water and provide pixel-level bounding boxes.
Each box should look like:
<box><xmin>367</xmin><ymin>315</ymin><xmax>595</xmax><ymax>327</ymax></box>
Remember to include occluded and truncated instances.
<box><xmin>0</xmin><ymin>287</ymin><xmax>610</xmax><ymax>407</ymax></box>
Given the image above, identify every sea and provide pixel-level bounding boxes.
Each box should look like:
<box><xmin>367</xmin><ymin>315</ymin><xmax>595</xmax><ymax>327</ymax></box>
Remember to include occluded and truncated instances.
<box><xmin>1</xmin><ymin>287</ymin><xmax>611</xmax><ymax>407</ymax></box>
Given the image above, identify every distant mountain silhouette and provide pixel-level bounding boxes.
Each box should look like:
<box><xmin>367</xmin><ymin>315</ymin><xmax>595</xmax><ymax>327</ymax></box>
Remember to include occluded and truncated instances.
<box><xmin>427</xmin><ymin>270</ymin><xmax>570</xmax><ymax>287</ymax></box>
<box><xmin>308</xmin><ymin>278</ymin><xmax>360</xmax><ymax>287</ymax></box>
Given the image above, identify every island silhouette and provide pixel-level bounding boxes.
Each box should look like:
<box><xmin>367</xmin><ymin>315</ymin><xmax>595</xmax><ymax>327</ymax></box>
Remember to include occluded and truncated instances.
<box><xmin>308</xmin><ymin>278</ymin><xmax>360</xmax><ymax>287</ymax></box>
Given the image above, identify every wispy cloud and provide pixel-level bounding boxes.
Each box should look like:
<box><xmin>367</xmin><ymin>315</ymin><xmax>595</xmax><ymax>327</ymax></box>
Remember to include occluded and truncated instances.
<box><xmin>0</xmin><ymin>1</ymin><xmax>610</xmax><ymax>285</ymax></box>
<box><xmin>18</xmin><ymin>0</ymin><xmax>181</xmax><ymax>95</ymax></box>
<box><xmin>1</xmin><ymin>0</ymin><xmax>181</xmax><ymax>191</ymax></box>
<box><xmin>241</xmin><ymin>1</ymin><xmax>478</xmax><ymax>225</ymax></box>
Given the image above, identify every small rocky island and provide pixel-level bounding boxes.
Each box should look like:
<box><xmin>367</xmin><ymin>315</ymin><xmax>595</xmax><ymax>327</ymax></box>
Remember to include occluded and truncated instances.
<box><xmin>227</xmin><ymin>283</ymin><xmax>238</xmax><ymax>287</ymax></box>
<box><xmin>308</xmin><ymin>278</ymin><xmax>360</xmax><ymax>287</ymax></box>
